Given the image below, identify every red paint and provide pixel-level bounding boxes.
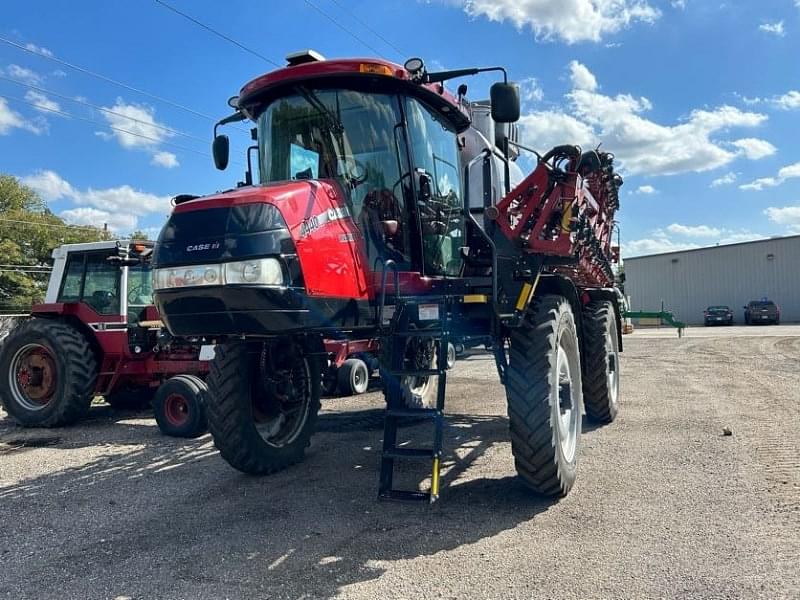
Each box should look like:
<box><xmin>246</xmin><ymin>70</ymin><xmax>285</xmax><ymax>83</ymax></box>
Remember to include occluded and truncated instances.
<box><xmin>323</xmin><ymin>338</ymin><xmax>380</xmax><ymax>368</ymax></box>
<box><xmin>238</xmin><ymin>58</ymin><xmax>466</xmax><ymax>122</ymax></box>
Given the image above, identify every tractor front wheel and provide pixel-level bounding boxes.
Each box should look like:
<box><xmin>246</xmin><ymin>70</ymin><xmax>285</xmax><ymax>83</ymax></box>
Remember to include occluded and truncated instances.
<box><xmin>0</xmin><ymin>319</ymin><xmax>97</xmax><ymax>427</ymax></box>
<box><xmin>153</xmin><ymin>375</ymin><xmax>208</xmax><ymax>438</ymax></box>
<box><xmin>205</xmin><ymin>339</ymin><xmax>320</xmax><ymax>475</ymax></box>
<box><xmin>505</xmin><ymin>295</ymin><xmax>583</xmax><ymax>497</ymax></box>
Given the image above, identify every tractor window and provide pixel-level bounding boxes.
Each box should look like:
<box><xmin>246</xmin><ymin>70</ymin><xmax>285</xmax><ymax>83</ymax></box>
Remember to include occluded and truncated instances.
<box><xmin>127</xmin><ymin>263</ymin><xmax>153</xmax><ymax>306</ymax></box>
<box><xmin>258</xmin><ymin>88</ymin><xmax>413</xmax><ymax>269</ymax></box>
<box><xmin>404</xmin><ymin>97</ymin><xmax>464</xmax><ymax>276</ymax></box>
<box><xmin>82</xmin><ymin>254</ymin><xmax>120</xmax><ymax>315</ymax></box>
<box><xmin>57</xmin><ymin>255</ymin><xmax>85</xmax><ymax>303</ymax></box>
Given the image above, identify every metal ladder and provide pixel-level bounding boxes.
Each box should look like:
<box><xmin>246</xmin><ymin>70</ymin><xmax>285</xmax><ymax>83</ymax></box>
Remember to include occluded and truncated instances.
<box><xmin>377</xmin><ymin>296</ymin><xmax>451</xmax><ymax>504</ymax></box>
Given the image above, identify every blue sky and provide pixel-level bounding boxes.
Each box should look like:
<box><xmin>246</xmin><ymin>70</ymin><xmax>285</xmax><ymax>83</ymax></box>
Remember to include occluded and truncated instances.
<box><xmin>1</xmin><ymin>0</ymin><xmax>799</xmax><ymax>256</ymax></box>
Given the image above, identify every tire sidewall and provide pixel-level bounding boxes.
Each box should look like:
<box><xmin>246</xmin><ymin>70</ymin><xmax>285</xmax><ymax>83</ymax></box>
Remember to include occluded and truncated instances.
<box><xmin>552</xmin><ymin>305</ymin><xmax>582</xmax><ymax>477</ymax></box>
<box><xmin>0</xmin><ymin>324</ymin><xmax>76</xmax><ymax>425</ymax></box>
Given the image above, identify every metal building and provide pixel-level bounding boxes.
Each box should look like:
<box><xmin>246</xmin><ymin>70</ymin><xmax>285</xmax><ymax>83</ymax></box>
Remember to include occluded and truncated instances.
<box><xmin>624</xmin><ymin>234</ymin><xmax>800</xmax><ymax>325</ymax></box>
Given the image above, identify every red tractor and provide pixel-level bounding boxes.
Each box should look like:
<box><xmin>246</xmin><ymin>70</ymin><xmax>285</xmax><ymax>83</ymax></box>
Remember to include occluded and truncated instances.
<box><xmin>0</xmin><ymin>241</ymin><xmax>210</xmax><ymax>437</ymax></box>
<box><xmin>151</xmin><ymin>52</ymin><xmax>624</xmax><ymax>502</ymax></box>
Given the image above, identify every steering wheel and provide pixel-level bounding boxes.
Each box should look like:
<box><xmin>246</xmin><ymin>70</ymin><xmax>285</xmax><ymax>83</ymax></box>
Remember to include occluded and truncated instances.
<box><xmin>128</xmin><ymin>284</ymin><xmax>145</xmax><ymax>304</ymax></box>
<box><xmin>339</xmin><ymin>155</ymin><xmax>368</xmax><ymax>186</ymax></box>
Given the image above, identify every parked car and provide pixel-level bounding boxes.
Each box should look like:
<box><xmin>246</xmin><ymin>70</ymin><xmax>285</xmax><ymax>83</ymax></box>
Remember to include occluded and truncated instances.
<box><xmin>704</xmin><ymin>305</ymin><xmax>734</xmax><ymax>326</ymax></box>
<box><xmin>744</xmin><ymin>300</ymin><xmax>780</xmax><ymax>325</ymax></box>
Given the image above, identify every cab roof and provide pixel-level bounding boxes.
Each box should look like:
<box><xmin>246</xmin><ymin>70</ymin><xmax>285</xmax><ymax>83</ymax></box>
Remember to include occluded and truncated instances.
<box><xmin>237</xmin><ymin>57</ymin><xmax>471</xmax><ymax>132</ymax></box>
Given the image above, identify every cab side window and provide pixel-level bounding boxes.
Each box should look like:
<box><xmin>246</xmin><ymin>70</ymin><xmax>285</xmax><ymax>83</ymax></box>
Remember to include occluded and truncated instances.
<box><xmin>57</xmin><ymin>256</ymin><xmax>84</xmax><ymax>302</ymax></box>
<box><xmin>82</xmin><ymin>254</ymin><xmax>120</xmax><ymax>315</ymax></box>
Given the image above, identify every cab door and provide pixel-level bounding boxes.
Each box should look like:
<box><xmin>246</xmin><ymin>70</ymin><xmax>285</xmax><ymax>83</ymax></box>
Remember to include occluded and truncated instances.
<box><xmin>403</xmin><ymin>96</ymin><xmax>465</xmax><ymax>277</ymax></box>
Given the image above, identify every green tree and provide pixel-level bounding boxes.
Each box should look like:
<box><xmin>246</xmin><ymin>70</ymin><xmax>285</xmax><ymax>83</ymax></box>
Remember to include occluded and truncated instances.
<box><xmin>0</xmin><ymin>174</ymin><xmax>108</xmax><ymax>312</ymax></box>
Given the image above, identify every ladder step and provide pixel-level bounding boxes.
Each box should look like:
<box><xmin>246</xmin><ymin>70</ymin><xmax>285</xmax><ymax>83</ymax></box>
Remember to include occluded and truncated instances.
<box><xmin>382</xmin><ymin>447</ymin><xmax>436</xmax><ymax>460</ymax></box>
<box><xmin>378</xmin><ymin>490</ymin><xmax>434</xmax><ymax>504</ymax></box>
<box><xmin>385</xmin><ymin>408</ymin><xmax>440</xmax><ymax>419</ymax></box>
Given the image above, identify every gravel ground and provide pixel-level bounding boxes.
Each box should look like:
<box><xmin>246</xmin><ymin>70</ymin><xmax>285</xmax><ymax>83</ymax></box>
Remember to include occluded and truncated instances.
<box><xmin>0</xmin><ymin>328</ymin><xmax>798</xmax><ymax>599</ymax></box>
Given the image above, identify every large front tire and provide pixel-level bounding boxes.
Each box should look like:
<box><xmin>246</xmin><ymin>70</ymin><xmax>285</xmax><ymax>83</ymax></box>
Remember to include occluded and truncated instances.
<box><xmin>506</xmin><ymin>295</ymin><xmax>583</xmax><ymax>497</ymax></box>
<box><xmin>205</xmin><ymin>340</ymin><xmax>320</xmax><ymax>475</ymax></box>
<box><xmin>0</xmin><ymin>319</ymin><xmax>97</xmax><ymax>427</ymax></box>
<box><xmin>581</xmin><ymin>300</ymin><xmax>620</xmax><ymax>424</ymax></box>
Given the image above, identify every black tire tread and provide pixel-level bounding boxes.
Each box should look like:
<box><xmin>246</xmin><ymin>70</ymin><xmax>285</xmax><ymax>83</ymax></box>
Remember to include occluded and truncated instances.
<box><xmin>581</xmin><ymin>301</ymin><xmax>619</xmax><ymax>424</ymax></box>
<box><xmin>153</xmin><ymin>374</ymin><xmax>208</xmax><ymax>438</ymax></box>
<box><xmin>205</xmin><ymin>342</ymin><xmax>320</xmax><ymax>475</ymax></box>
<box><xmin>0</xmin><ymin>318</ymin><xmax>97</xmax><ymax>427</ymax></box>
<box><xmin>505</xmin><ymin>294</ymin><xmax>579</xmax><ymax>497</ymax></box>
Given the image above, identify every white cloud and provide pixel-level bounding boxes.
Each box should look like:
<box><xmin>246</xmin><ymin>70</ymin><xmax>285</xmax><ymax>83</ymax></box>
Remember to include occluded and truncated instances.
<box><xmin>731</xmin><ymin>138</ymin><xmax>776</xmax><ymax>160</ymax></box>
<box><xmin>518</xmin><ymin>77</ymin><xmax>544</xmax><ymax>104</ymax></box>
<box><xmin>634</xmin><ymin>184</ymin><xmax>656</xmax><ymax>194</ymax></box>
<box><xmin>99</xmin><ymin>99</ymin><xmax>173</xmax><ymax>149</ymax></box>
<box><xmin>453</xmin><ymin>0</ymin><xmax>661</xmax><ymax>44</ymax></box>
<box><xmin>60</xmin><ymin>207</ymin><xmax>137</xmax><ymax>233</ymax></box>
<box><xmin>519</xmin><ymin>62</ymin><xmax>768</xmax><ymax>177</ymax></box>
<box><xmin>3</xmin><ymin>64</ymin><xmax>42</xmax><ymax>85</ymax></box>
<box><xmin>151</xmin><ymin>151</ymin><xmax>179</xmax><ymax>169</ymax></box>
<box><xmin>764</xmin><ymin>205</ymin><xmax>800</xmax><ymax>233</ymax></box>
<box><xmin>740</xmin><ymin>161</ymin><xmax>800</xmax><ymax>191</ymax></box>
<box><xmin>774</xmin><ymin>90</ymin><xmax>800</xmax><ymax>110</ymax></box>
<box><xmin>667</xmin><ymin>223</ymin><xmax>721</xmax><ymax>237</ymax></box>
<box><xmin>0</xmin><ymin>97</ymin><xmax>46</xmax><ymax>136</ymax></box>
<box><xmin>24</xmin><ymin>43</ymin><xmax>53</xmax><ymax>57</ymax></box>
<box><xmin>23</xmin><ymin>90</ymin><xmax>62</xmax><ymax>115</ymax></box>
<box><xmin>568</xmin><ymin>60</ymin><xmax>597</xmax><ymax>92</ymax></box>
<box><xmin>20</xmin><ymin>170</ymin><xmax>75</xmax><ymax>201</ymax></box>
<box><xmin>19</xmin><ymin>170</ymin><xmax>171</xmax><ymax>232</ymax></box>
<box><xmin>624</xmin><ymin>227</ymin><xmax>765</xmax><ymax>257</ymax></box>
<box><xmin>710</xmin><ymin>172</ymin><xmax>736</xmax><ymax>187</ymax></box>
<box><xmin>759</xmin><ymin>21</ymin><xmax>785</xmax><ymax>36</ymax></box>
<box><xmin>671</xmin><ymin>0</ymin><xmax>686</xmax><ymax>8</ymax></box>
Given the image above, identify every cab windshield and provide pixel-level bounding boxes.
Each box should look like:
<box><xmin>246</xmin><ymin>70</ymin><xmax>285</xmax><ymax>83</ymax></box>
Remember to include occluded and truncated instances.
<box><xmin>257</xmin><ymin>87</ymin><xmax>463</xmax><ymax>276</ymax></box>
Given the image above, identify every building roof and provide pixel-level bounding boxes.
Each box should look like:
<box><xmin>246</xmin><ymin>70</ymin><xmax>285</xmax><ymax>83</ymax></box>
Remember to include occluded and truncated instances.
<box><xmin>624</xmin><ymin>233</ymin><xmax>800</xmax><ymax>262</ymax></box>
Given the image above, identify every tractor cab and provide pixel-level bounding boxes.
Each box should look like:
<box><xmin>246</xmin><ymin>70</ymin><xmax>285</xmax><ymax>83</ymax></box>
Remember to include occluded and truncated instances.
<box><xmin>44</xmin><ymin>240</ymin><xmax>155</xmax><ymax>325</ymax></box>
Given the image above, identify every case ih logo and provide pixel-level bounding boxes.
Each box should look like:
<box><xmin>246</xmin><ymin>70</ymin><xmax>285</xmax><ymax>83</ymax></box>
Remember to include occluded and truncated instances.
<box><xmin>186</xmin><ymin>242</ymin><xmax>221</xmax><ymax>252</ymax></box>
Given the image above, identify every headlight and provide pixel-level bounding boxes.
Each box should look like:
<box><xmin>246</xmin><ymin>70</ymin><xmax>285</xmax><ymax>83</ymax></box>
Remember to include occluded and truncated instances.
<box><xmin>152</xmin><ymin>258</ymin><xmax>283</xmax><ymax>290</ymax></box>
<box><xmin>223</xmin><ymin>258</ymin><xmax>283</xmax><ymax>285</ymax></box>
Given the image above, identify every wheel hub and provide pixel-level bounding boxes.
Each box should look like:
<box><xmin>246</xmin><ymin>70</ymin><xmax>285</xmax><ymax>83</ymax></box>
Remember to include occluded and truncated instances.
<box><xmin>555</xmin><ymin>345</ymin><xmax>578</xmax><ymax>462</ymax></box>
<box><xmin>10</xmin><ymin>344</ymin><xmax>57</xmax><ymax>410</ymax></box>
<box><xmin>164</xmin><ymin>393</ymin><xmax>190</xmax><ymax>426</ymax></box>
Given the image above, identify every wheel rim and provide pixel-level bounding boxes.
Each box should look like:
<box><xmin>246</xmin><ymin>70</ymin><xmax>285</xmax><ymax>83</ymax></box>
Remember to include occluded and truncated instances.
<box><xmin>402</xmin><ymin>338</ymin><xmax>435</xmax><ymax>402</ymax></box>
<box><xmin>605</xmin><ymin>324</ymin><xmax>620</xmax><ymax>408</ymax></box>
<box><xmin>164</xmin><ymin>393</ymin><xmax>190</xmax><ymax>426</ymax></box>
<box><xmin>254</xmin><ymin>351</ymin><xmax>312</xmax><ymax>448</ymax></box>
<box><xmin>447</xmin><ymin>343</ymin><xmax>456</xmax><ymax>368</ymax></box>
<box><xmin>352</xmin><ymin>363</ymin><xmax>367</xmax><ymax>392</ymax></box>
<box><xmin>9</xmin><ymin>343</ymin><xmax>57</xmax><ymax>411</ymax></box>
<box><xmin>555</xmin><ymin>344</ymin><xmax>578</xmax><ymax>462</ymax></box>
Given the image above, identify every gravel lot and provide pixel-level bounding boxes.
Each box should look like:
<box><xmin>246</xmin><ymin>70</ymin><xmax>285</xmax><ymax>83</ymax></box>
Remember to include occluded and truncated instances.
<box><xmin>1</xmin><ymin>327</ymin><xmax>798</xmax><ymax>599</ymax></box>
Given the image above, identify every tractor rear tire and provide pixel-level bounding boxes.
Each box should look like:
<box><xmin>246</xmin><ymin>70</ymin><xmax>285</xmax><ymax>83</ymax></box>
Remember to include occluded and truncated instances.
<box><xmin>505</xmin><ymin>295</ymin><xmax>583</xmax><ymax>497</ymax></box>
<box><xmin>337</xmin><ymin>358</ymin><xmax>369</xmax><ymax>396</ymax></box>
<box><xmin>105</xmin><ymin>385</ymin><xmax>154</xmax><ymax>411</ymax></box>
<box><xmin>0</xmin><ymin>318</ymin><xmax>97</xmax><ymax>427</ymax></box>
<box><xmin>581</xmin><ymin>301</ymin><xmax>620</xmax><ymax>424</ymax></box>
<box><xmin>153</xmin><ymin>375</ymin><xmax>208</xmax><ymax>438</ymax></box>
<box><xmin>205</xmin><ymin>341</ymin><xmax>320</xmax><ymax>475</ymax></box>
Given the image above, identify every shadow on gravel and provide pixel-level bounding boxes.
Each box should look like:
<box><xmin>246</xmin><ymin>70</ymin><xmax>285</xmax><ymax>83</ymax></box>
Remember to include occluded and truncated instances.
<box><xmin>0</xmin><ymin>408</ymin><xmax>558</xmax><ymax>599</ymax></box>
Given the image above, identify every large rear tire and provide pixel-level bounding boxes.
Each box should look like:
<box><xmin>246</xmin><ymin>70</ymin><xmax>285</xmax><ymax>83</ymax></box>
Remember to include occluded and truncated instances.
<box><xmin>506</xmin><ymin>295</ymin><xmax>583</xmax><ymax>497</ymax></box>
<box><xmin>581</xmin><ymin>300</ymin><xmax>620</xmax><ymax>424</ymax></box>
<box><xmin>205</xmin><ymin>340</ymin><xmax>320</xmax><ymax>475</ymax></box>
<box><xmin>0</xmin><ymin>319</ymin><xmax>97</xmax><ymax>427</ymax></box>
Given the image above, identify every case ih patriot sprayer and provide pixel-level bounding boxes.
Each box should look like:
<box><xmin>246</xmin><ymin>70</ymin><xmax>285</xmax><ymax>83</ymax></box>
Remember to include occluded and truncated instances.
<box><xmin>152</xmin><ymin>51</ymin><xmax>623</xmax><ymax>502</ymax></box>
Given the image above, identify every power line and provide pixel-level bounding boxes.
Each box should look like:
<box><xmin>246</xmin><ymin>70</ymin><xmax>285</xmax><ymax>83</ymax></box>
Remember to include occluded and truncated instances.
<box><xmin>0</xmin><ymin>75</ymin><xmax>207</xmax><ymax>144</ymax></box>
<box><xmin>327</xmin><ymin>0</ymin><xmax>406</xmax><ymax>59</ymax></box>
<box><xmin>0</xmin><ymin>217</ymin><xmax>107</xmax><ymax>232</ymax></box>
<box><xmin>154</xmin><ymin>0</ymin><xmax>281</xmax><ymax>68</ymax></box>
<box><xmin>303</xmin><ymin>0</ymin><xmax>384</xmax><ymax>57</ymax></box>
<box><xmin>0</xmin><ymin>34</ymin><xmax>222</xmax><ymax>123</ymax></box>
<box><xmin>0</xmin><ymin>93</ymin><xmax>220</xmax><ymax>161</ymax></box>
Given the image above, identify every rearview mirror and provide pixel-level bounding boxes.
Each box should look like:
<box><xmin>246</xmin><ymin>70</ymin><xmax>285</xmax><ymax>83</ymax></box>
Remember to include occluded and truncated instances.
<box><xmin>212</xmin><ymin>135</ymin><xmax>230</xmax><ymax>171</ymax></box>
<box><xmin>490</xmin><ymin>82</ymin><xmax>520</xmax><ymax>123</ymax></box>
